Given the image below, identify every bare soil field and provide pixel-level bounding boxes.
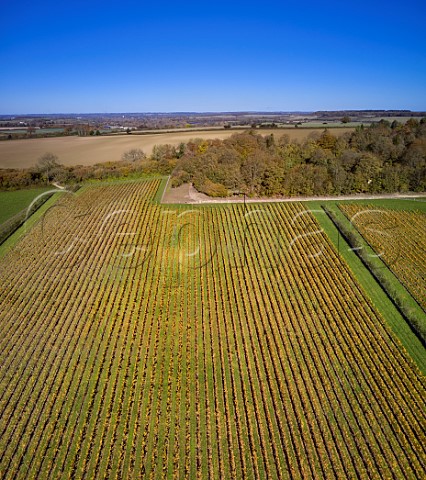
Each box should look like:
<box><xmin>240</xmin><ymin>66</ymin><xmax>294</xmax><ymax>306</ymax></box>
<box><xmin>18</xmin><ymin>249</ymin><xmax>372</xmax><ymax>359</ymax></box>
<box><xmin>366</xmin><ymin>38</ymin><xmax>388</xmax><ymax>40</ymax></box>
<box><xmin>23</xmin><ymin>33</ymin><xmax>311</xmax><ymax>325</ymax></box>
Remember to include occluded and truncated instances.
<box><xmin>0</xmin><ymin>128</ymin><xmax>353</xmax><ymax>169</ymax></box>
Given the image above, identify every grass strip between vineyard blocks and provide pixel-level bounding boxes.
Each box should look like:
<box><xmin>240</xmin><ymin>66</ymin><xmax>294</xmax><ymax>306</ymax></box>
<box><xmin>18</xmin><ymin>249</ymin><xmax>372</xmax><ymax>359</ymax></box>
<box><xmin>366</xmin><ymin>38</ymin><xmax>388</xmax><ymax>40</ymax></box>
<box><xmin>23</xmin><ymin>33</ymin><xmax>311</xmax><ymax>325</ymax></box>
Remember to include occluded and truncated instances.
<box><xmin>308</xmin><ymin>202</ymin><xmax>425</xmax><ymax>375</ymax></box>
<box><xmin>339</xmin><ymin>204</ymin><xmax>426</xmax><ymax>312</ymax></box>
<box><xmin>152</xmin><ymin>175</ymin><xmax>170</xmax><ymax>204</ymax></box>
<box><xmin>325</xmin><ymin>205</ymin><xmax>426</xmax><ymax>340</ymax></box>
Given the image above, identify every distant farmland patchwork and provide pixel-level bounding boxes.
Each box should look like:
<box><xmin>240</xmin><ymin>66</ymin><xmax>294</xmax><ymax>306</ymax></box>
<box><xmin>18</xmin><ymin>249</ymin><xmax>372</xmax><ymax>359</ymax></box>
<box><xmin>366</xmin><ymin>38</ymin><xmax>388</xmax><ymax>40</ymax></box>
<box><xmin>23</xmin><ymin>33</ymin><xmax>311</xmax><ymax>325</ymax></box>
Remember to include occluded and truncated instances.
<box><xmin>0</xmin><ymin>179</ymin><xmax>424</xmax><ymax>479</ymax></box>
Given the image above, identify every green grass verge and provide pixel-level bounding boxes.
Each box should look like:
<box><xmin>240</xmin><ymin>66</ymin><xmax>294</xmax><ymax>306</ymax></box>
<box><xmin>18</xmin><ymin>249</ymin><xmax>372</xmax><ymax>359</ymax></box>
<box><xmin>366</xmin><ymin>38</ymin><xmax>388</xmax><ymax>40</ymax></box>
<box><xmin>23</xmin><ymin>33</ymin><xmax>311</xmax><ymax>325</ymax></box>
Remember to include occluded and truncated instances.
<box><xmin>152</xmin><ymin>176</ymin><xmax>170</xmax><ymax>204</ymax></box>
<box><xmin>307</xmin><ymin>200</ymin><xmax>425</xmax><ymax>374</ymax></box>
<box><xmin>0</xmin><ymin>187</ymin><xmax>52</xmax><ymax>224</ymax></box>
<box><xmin>0</xmin><ymin>192</ymin><xmax>62</xmax><ymax>259</ymax></box>
<box><xmin>326</xmin><ymin>203</ymin><xmax>425</xmax><ymax>328</ymax></box>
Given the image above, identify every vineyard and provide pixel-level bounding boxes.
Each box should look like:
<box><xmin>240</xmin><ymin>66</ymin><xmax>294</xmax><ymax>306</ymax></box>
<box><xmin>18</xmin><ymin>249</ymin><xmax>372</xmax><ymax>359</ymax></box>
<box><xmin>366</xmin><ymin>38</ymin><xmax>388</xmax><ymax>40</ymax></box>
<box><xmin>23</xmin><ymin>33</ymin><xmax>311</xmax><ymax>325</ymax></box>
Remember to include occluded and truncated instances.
<box><xmin>0</xmin><ymin>179</ymin><xmax>425</xmax><ymax>479</ymax></box>
<box><xmin>339</xmin><ymin>204</ymin><xmax>426</xmax><ymax>311</ymax></box>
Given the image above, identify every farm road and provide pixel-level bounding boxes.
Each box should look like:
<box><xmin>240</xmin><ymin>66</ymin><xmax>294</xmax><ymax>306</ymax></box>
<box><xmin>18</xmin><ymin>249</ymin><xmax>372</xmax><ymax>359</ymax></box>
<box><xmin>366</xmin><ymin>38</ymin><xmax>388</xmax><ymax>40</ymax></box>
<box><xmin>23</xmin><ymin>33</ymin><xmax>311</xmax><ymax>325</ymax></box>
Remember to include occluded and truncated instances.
<box><xmin>161</xmin><ymin>181</ymin><xmax>426</xmax><ymax>204</ymax></box>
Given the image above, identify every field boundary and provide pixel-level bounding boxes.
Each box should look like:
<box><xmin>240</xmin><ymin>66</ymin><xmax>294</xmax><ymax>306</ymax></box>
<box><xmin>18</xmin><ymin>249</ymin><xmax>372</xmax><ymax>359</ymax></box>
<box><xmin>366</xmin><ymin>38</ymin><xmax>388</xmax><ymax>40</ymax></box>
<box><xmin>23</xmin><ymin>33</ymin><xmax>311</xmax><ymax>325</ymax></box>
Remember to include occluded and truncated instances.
<box><xmin>161</xmin><ymin>182</ymin><xmax>426</xmax><ymax>205</ymax></box>
<box><xmin>152</xmin><ymin>176</ymin><xmax>170</xmax><ymax>204</ymax></box>
<box><xmin>310</xmin><ymin>205</ymin><xmax>426</xmax><ymax>374</ymax></box>
<box><xmin>338</xmin><ymin>204</ymin><xmax>426</xmax><ymax>314</ymax></box>
<box><xmin>0</xmin><ymin>192</ymin><xmax>63</xmax><ymax>259</ymax></box>
<box><xmin>0</xmin><ymin>192</ymin><xmax>58</xmax><ymax>246</ymax></box>
<box><xmin>324</xmin><ymin>206</ymin><xmax>425</xmax><ymax>338</ymax></box>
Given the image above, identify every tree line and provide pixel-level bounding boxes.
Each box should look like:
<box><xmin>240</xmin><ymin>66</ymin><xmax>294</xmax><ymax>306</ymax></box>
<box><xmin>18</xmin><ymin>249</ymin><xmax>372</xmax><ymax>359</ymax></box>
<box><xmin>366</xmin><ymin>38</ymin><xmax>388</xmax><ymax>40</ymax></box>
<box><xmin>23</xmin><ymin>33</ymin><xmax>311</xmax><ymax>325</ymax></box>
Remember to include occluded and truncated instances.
<box><xmin>0</xmin><ymin>147</ymin><xmax>175</xmax><ymax>190</ymax></box>
<box><xmin>1</xmin><ymin>119</ymin><xmax>425</xmax><ymax>195</ymax></box>
<box><xmin>172</xmin><ymin>119</ymin><xmax>426</xmax><ymax>197</ymax></box>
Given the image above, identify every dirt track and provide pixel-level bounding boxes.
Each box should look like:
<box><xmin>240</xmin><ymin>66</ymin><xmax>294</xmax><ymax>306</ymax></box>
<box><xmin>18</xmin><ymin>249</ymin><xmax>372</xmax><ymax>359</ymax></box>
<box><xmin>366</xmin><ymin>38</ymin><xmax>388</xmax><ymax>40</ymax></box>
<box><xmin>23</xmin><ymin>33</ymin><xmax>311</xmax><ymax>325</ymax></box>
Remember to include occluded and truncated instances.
<box><xmin>162</xmin><ymin>181</ymin><xmax>426</xmax><ymax>204</ymax></box>
<box><xmin>0</xmin><ymin>128</ymin><xmax>352</xmax><ymax>169</ymax></box>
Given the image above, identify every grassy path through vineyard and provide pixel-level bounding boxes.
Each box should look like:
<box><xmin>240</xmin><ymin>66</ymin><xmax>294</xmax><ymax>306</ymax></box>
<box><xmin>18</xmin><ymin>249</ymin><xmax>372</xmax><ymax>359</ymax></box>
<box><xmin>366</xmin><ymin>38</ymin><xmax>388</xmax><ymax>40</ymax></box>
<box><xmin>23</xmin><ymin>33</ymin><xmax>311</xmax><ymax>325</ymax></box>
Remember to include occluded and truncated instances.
<box><xmin>339</xmin><ymin>204</ymin><xmax>426</xmax><ymax>311</ymax></box>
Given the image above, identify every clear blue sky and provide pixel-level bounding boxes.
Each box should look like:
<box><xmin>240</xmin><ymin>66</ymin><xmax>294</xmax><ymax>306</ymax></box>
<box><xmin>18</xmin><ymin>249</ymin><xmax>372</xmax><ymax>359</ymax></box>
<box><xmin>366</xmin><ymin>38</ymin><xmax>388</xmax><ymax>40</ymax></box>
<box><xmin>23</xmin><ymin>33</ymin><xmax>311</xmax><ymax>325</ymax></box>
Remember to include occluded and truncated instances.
<box><xmin>1</xmin><ymin>0</ymin><xmax>425</xmax><ymax>113</ymax></box>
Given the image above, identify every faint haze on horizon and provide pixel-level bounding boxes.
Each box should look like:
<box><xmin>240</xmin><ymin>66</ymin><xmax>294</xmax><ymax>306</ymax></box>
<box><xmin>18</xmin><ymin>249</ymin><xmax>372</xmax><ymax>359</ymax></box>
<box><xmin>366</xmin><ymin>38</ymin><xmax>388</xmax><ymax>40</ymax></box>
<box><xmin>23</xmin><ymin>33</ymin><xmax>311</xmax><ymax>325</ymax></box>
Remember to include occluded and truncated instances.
<box><xmin>0</xmin><ymin>0</ymin><xmax>425</xmax><ymax>114</ymax></box>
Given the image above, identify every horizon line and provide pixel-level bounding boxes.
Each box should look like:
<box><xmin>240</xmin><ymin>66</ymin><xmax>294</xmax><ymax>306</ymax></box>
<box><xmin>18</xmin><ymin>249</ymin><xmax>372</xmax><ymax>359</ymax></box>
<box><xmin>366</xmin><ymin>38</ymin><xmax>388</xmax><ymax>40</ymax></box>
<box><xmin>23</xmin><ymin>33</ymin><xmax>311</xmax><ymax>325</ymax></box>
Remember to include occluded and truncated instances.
<box><xmin>0</xmin><ymin>109</ymin><xmax>424</xmax><ymax>117</ymax></box>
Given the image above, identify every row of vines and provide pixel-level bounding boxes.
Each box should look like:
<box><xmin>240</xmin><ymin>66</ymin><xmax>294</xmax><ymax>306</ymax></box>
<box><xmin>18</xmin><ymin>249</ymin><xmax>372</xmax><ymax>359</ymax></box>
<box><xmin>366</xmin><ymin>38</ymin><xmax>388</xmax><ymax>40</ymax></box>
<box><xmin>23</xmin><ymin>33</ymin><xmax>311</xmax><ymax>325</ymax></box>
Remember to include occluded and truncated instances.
<box><xmin>0</xmin><ymin>179</ymin><xmax>425</xmax><ymax>479</ymax></box>
<box><xmin>339</xmin><ymin>204</ymin><xmax>426</xmax><ymax>311</ymax></box>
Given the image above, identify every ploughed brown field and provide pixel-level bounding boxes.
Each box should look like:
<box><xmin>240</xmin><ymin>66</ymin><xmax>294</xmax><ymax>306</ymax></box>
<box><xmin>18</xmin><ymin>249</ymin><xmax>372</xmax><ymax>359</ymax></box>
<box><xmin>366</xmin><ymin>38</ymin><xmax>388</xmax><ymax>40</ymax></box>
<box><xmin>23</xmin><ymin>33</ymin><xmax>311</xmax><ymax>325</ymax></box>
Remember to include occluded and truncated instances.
<box><xmin>0</xmin><ymin>128</ymin><xmax>353</xmax><ymax>169</ymax></box>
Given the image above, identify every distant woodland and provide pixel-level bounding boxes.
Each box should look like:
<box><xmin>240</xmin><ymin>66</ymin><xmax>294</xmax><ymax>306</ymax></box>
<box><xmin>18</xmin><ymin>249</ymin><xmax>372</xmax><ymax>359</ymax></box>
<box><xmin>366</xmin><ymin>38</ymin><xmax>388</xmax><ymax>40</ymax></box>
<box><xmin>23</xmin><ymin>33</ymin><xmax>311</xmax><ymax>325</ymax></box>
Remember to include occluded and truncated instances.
<box><xmin>1</xmin><ymin>119</ymin><xmax>425</xmax><ymax>195</ymax></box>
<box><xmin>172</xmin><ymin>119</ymin><xmax>426</xmax><ymax>197</ymax></box>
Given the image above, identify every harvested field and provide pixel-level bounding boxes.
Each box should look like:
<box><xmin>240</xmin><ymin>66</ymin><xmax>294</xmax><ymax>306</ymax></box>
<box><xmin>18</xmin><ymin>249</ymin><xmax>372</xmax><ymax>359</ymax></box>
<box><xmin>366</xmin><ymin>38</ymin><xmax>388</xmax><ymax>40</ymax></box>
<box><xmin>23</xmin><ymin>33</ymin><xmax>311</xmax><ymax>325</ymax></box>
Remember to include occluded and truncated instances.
<box><xmin>0</xmin><ymin>128</ymin><xmax>353</xmax><ymax>169</ymax></box>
